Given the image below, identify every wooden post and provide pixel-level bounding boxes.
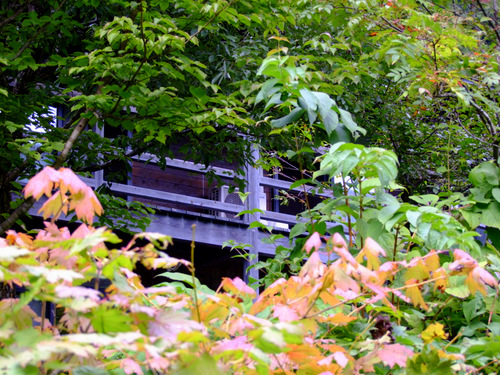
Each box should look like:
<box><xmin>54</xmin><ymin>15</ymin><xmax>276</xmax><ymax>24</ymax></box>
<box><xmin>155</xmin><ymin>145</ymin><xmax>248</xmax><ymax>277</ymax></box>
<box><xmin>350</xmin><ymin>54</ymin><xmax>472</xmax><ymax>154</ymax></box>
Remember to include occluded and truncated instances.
<box><xmin>244</xmin><ymin>145</ymin><xmax>261</xmax><ymax>286</ymax></box>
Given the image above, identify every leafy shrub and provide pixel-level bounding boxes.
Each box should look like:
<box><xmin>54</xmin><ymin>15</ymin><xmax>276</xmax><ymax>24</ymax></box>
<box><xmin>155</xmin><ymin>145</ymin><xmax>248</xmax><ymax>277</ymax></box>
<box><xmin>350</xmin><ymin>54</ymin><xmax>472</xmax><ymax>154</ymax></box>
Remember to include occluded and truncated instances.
<box><xmin>0</xmin><ymin>147</ymin><xmax>499</xmax><ymax>374</ymax></box>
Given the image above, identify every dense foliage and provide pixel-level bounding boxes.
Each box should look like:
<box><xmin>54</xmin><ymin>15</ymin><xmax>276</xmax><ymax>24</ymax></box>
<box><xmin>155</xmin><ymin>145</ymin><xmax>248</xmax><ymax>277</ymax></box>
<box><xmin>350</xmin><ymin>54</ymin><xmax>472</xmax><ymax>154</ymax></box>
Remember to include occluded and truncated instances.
<box><xmin>2</xmin><ymin>0</ymin><xmax>500</xmax><ymax>233</ymax></box>
<box><xmin>1</xmin><ymin>0</ymin><xmax>500</xmax><ymax>373</ymax></box>
<box><xmin>0</xmin><ymin>146</ymin><xmax>499</xmax><ymax>374</ymax></box>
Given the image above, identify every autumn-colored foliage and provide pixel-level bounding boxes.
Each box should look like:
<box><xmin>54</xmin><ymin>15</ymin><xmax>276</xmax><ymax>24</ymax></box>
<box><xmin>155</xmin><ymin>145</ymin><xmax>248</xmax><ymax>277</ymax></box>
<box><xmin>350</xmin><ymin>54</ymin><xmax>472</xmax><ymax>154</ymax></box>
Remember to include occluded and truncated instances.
<box><xmin>1</xmin><ymin>164</ymin><xmax>499</xmax><ymax>374</ymax></box>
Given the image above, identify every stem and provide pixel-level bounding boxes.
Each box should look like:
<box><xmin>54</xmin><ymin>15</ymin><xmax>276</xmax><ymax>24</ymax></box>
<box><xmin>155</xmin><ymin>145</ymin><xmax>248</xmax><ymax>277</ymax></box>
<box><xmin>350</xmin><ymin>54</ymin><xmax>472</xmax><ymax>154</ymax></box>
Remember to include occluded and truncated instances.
<box><xmin>430</xmin><ymin>295</ymin><xmax>453</xmax><ymax>324</ymax></box>
<box><xmin>190</xmin><ymin>224</ymin><xmax>201</xmax><ymax>323</ymax></box>
<box><xmin>342</xmin><ymin>174</ymin><xmax>353</xmax><ymax>247</ymax></box>
<box><xmin>488</xmin><ymin>286</ymin><xmax>499</xmax><ymax>326</ymax></box>
<box><xmin>358</xmin><ymin>175</ymin><xmax>364</xmax><ymax>249</ymax></box>
<box><xmin>391</xmin><ymin>225</ymin><xmax>400</xmax><ymax>305</ymax></box>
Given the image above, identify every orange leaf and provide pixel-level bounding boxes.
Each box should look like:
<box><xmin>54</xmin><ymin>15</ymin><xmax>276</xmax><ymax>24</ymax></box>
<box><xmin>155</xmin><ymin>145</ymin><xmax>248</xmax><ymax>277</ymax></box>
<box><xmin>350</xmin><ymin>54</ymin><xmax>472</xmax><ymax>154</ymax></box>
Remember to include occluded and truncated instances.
<box><xmin>272</xmin><ymin>304</ymin><xmax>300</xmax><ymax>322</ymax></box>
<box><xmin>220</xmin><ymin>277</ymin><xmax>256</xmax><ymax>298</ymax></box>
<box><xmin>404</xmin><ymin>260</ymin><xmax>430</xmax><ymax>282</ymax></box>
<box><xmin>321</xmin><ymin>312</ymin><xmax>357</xmax><ymax>326</ymax></box>
<box><xmin>356</xmin><ymin>237</ymin><xmax>386</xmax><ymax>270</ymax></box>
<box><xmin>424</xmin><ymin>250</ymin><xmax>440</xmax><ymax>272</ymax></box>
<box><xmin>433</xmin><ymin>267</ymin><xmax>448</xmax><ymax>292</ymax></box>
<box><xmin>404</xmin><ymin>279</ymin><xmax>428</xmax><ymax>310</ymax></box>
<box><xmin>449</xmin><ymin>249</ymin><xmax>478</xmax><ymax>273</ymax></box>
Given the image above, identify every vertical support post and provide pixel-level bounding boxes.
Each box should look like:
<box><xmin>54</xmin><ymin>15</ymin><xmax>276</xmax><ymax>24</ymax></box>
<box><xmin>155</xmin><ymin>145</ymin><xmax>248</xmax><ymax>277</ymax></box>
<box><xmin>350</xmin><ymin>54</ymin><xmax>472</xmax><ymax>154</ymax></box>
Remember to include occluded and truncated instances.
<box><xmin>244</xmin><ymin>145</ymin><xmax>261</xmax><ymax>285</ymax></box>
<box><xmin>93</xmin><ymin>123</ymin><xmax>104</xmax><ymax>190</ymax></box>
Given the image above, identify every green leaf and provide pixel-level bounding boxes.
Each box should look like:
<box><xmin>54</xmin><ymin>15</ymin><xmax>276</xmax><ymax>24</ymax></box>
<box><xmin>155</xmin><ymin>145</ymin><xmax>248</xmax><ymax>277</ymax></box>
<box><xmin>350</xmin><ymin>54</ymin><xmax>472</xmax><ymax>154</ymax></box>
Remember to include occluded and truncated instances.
<box><xmin>73</xmin><ymin>366</ymin><xmax>109</xmax><ymax>375</ymax></box>
<box><xmin>338</xmin><ymin>108</ymin><xmax>358</xmax><ymax>134</ymax></box>
<box><xmin>445</xmin><ymin>275</ymin><xmax>470</xmax><ymax>298</ymax></box>
<box><xmin>270</xmin><ymin>108</ymin><xmax>305</xmax><ymax>128</ymax></box>
<box><xmin>90</xmin><ymin>305</ymin><xmax>134</xmax><ymax>333</ymax></box>
<box><xmin>481</xmin><ymin>201</ymin><xmax>500</xmax><ymax>229</ymax></box>
<box><xmin>173</xmin><ymin>353</ymin><xmax>223</xmax><ymax>375</ymax></box>
<box><xmin>255</xmin><ymin>78</ymin><xmax>280</xmax><ymax>105</ymax></box>
<box><xmin>470</xmin><ymin>161</ymin><xmax>499</xmax><ymax>187</ymax></box>
<box><xmin>289</xmin><ymin>222</ymin><xmax>306</xmax><ymax>238</ymax></box>
<box><xmin>492</xmin><ymin>188</ymin><xmax>500</xmax><ymax>203</ymax></box>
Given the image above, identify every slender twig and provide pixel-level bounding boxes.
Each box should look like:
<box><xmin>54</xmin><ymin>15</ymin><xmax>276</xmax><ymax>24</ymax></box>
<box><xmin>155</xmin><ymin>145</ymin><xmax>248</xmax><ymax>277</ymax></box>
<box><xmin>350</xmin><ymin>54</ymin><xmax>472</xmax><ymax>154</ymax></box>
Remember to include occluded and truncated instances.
<box><xmin>186</xmin><ymin>0</ymin><xmax>239</xmax><ymax>45</ymax></box>
<box><xmin>475</xmin><ymin>0</ymin><xmax>500</xmax><ymax>45</ymax></box>
<box><xmin>488</xmin><ymin>285</ymin><xmax>498</xmax><ymax>325</ymax></box>
<box><xmin>380</xmin><ymin>16</ymin><xmax>404</xmax><ymax>33</ymax></box>
<box><xmin>109</xmin><ymin>2</ymin><xmax>148</xmax><ymax>115</ymax></box>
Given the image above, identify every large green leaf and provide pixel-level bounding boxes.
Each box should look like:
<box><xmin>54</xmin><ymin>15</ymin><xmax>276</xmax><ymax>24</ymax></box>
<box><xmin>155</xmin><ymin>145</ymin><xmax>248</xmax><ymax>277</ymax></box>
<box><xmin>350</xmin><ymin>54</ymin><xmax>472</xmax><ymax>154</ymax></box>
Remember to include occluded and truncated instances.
<box><xmin>270</xmin><ymin>107</ymin><xmax>305</xmax><ymax>128</ymax></box>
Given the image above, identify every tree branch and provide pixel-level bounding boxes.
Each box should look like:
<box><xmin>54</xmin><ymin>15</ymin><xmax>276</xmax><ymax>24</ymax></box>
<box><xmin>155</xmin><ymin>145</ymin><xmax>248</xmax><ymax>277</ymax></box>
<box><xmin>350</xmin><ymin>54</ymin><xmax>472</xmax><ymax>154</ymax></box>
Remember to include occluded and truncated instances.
<box><xmin>75</xmin><ymin>144</ymin><xmax>148</xmax><ymax>173</ymax></box>
<box><xmin>11</xmin><ymin>0</ymin><xmax>68</xmax><ymax>61</ymax></box>
<box><xmin>0</xmin><ymin>112</ymin><xmax>91</xmax><ymax>236</ymax></box>
<box><xmin>475</xmin><ymin>0</ymin><xmax>500</xmax><ymax>45</ymax></box>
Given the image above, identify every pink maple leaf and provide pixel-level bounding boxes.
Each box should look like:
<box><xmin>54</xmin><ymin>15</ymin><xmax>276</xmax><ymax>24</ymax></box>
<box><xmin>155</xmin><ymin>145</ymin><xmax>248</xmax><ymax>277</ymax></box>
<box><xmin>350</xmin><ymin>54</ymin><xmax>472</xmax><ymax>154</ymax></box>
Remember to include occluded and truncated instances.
<box><xmin>299</xmin><ymin>251</ymin><xmax>326</xmax><ymax>279</ymax></box>
<box><xmin>121</xmin><ymin>358</ymin><xmax>144</xmax><ymax>375</ymax></box>
<box><xmin>449</xmin><ymin>249</ymin><xmax>478</xmax><ymax>272</ymax></box>
<box><xmin>220</xmin><ymin>277</ymin><xmax>256</xmax><ymax>297</ymax></box>
<box><xmin>272</xmin><ymin>304</ymin><xmax>300</xmax><ymax>322</ymax></box>
<box><xmin>55</xmin><ymin>285</ymin><xmax>101</xmax><ymax>301</ymax></box>
<box><xmin>213</xmin><ymin>336</ymin><xmax>254</xmax><ymax>354</ymax></box>
<box><xmin>24</xmin><ymin>166</ymin><xmax>60</xmax><ymax>200</ymax></box>
<box><xmin>378</xmin><ymin>343</ymin><xmax>413</xmax><ymax>368</ymax></box>
<box><xmin>304</xmin><ymin>232</ymin><xmax>322</xmax><ymax>254</ymax></box>
<box><xmin>472</xmin><ymin>266</ymin><xmax>497</xmax><ymax>288</ymax></box>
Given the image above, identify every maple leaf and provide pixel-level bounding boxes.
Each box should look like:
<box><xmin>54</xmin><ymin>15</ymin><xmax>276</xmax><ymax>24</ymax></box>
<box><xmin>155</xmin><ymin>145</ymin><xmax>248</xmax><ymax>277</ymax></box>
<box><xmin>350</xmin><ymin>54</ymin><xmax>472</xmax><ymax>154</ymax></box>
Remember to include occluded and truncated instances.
<box><xmin>272</xmin><ymin>304</ymin><xmax>300</xmax><ymax>322</ymax></box>
<box><xmin>23</xmin><ymin>265</ymin><xmax>84</xmax><ymax>283</ymax></box>
<box><xmin>299</xmin><ymin>251</ymin><xmax>326</xmax><ymax>279</ymax></box>
<box><xmin>356</xmin><ymin>237</ymin><xmax>386</xmax><ymax>270</ymax></box>
<box><xmin>332</xmin><ymin>267</ymin><xmax>360</xmax><ymax>294</ymax></box>
<box><xmin>25</xmin><ymin>166</ymin><xmax>103</xmax><ymax>223</ymax></box>
<box><xmin>449</xmin><ymin>249</ymin><xmax>478</xmax><ymax>273</ymax></box>
<box><xmin>304</xmin><ymin>232</ymin><xmax>322</xmax><ymax>254</ymax></box>
<box><xmin>378</xmin><ymin>343</ymin><xmax>413</xmax><ymax>368</ymax></box>
<box><xmin>220</xmin><ymin>276</ymin><xmax>256</xmax><ymax>297</ymax></box>
<box><xmin>69</xmin><ymin>186</ymin><xmax>103</xmax><ymax>223</ymax></box>
<box><xmin>466</xmin><ymin>266</ymin><xmax>497</xmax><ymax>295</ymax></box>
<box><xmin>55</xmin><ymin>285</ymin><xmax>102</xmax><ymax>301</ymax></box>
<box><xmin>39</xmin><ymin>191</ymin><xmax>68</xmax><ymax>220</ymax></box>
<box><xmin>320</xmin><ymin>312</ymin><xmax>357</xmax><ymax>326</ymax></box>
<box><xmin>24</xmin><ymin>166</ymin><xmax>60</xmax><ymax>200</ymax></box>
<box><xmin>58</xmin><ymin>168</ymin><xmax>89</xmax><ymax>195</ymax></box>
<box><xmin>148</xmin><ymin>310</ymin><xmax>203</xmax><ymax>343</ymax></box>
<box><xmin>213</xmin><ymin>336</ymin><xmax>254</xmax><ymax>354</ymax></box>
<box><xmin>421</xmin><ymin>322</ymin><xmax>448</xmax><ymax>343</ymax></box>
<box><xmin>121</xmin><ymin>358</ymin><xmax>144</xmax><ymax>375</ymax></box>
<box><xmin>433</xmin><ymin>267</ymin><xmax>448</xmax><ymax>292</ymax></box>
<box><xmin>404</xmin><ymin>259</ymin><xmax>431</xmax><ymax>283</ymax></box>
<box><xmin>377</xmin><ymin>261</ymin><xmax>401</xmax><ymax>282</ymax></box>
<box><xmin>424</xmin><ymin>250</ymin><xmax>440</xmax><ymax>272</ymax></box>
<box><xmin>330</xmin><ymin>233</ymin><xmax>357</xmax><ymax>265</ymax></box>
<box><xmin>404</xmin><ymin>278</ymin><xmax>428</xmax><ymax>310</ymax></box>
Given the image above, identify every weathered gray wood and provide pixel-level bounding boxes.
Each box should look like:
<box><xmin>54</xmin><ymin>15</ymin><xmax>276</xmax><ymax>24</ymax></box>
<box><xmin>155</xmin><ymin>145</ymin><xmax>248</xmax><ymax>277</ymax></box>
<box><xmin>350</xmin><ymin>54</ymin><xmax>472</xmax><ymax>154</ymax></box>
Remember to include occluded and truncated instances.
<box><xmin>244</xmin><ymin>146</ymin><xmax>261</xmax><ymax>284</ymax></box>
<box><xmin>134</xmin><ymin>154</ymin><xmax>236</xmax><ymax>178</ymax></box>
<box><xmin>260</xmin><ymin>175</ymin><xmax>333</xmax><ymax>198</ymax></box>
<box><xmin>108</xmin><ymin>182</ymin><xmax>243</xmax><ymax>214</ymax></box>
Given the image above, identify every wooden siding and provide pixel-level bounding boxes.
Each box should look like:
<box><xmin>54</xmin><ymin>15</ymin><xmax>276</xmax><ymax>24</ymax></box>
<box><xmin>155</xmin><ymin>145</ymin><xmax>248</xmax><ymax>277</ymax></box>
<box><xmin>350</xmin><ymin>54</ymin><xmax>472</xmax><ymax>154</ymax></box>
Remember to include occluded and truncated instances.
<box><xmin>131</xmin><ymin>161</ymin><xmax>233</xmax><ymax>212</ymax></box>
